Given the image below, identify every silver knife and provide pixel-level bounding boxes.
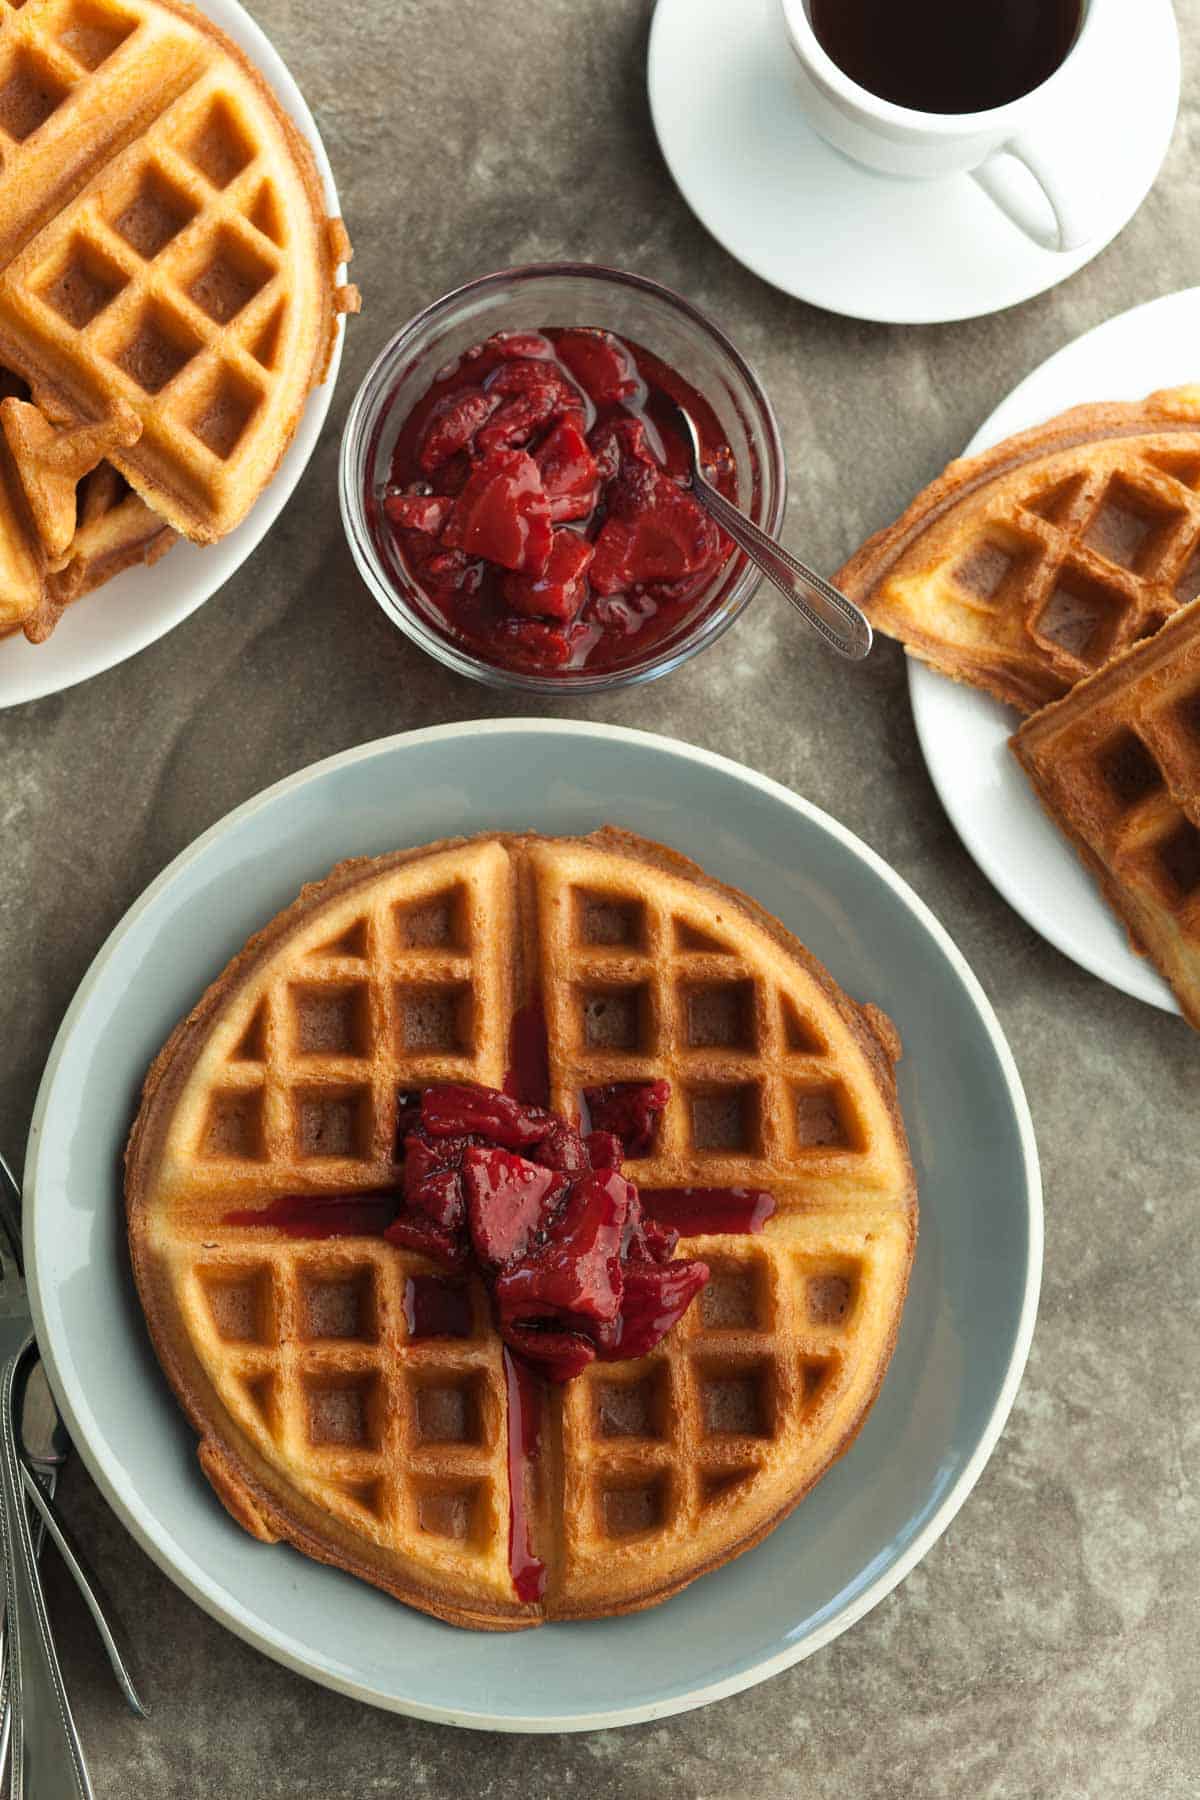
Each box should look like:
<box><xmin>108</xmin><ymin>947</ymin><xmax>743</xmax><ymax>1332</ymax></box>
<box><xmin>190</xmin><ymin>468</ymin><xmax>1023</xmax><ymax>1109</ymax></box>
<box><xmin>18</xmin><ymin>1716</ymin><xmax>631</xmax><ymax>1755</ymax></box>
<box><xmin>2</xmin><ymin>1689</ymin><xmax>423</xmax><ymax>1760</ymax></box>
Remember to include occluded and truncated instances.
<box><xmin>0</xmin><ymin>1360</ymin><xmax>59</xmax><ymax>1786</ymax></box>
<box><xmin>0</xmin><ymin>1231</ymin><xmax>94</xmax><ymax>1796</ymax></box>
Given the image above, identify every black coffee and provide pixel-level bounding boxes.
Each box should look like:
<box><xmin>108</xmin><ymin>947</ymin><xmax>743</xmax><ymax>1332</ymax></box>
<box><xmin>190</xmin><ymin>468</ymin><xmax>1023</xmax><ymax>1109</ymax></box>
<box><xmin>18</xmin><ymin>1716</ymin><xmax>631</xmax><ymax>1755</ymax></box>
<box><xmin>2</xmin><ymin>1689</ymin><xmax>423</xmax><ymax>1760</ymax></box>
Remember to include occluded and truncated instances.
<box><xmin>808</xmin><ymin>0</ymin><xmax>1083</xmax><ymax>114</ymax></box>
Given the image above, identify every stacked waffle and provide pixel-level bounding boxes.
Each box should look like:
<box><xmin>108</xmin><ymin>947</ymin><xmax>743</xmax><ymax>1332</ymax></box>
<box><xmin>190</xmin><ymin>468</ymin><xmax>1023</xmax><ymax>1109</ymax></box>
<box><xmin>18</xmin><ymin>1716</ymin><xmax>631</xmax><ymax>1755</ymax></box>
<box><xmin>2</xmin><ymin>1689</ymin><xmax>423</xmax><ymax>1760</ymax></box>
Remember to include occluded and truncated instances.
<box><xmin>0</xmin><ymin>0</ymin><xmax>358</xmax><ymax>642</ymax></box>
<box><xmin>838</xmin><ymin>387</ymin><xmax>1200</xmax><ymax>1023</ymax></box>
<box><xmin>126</xmin><ymin>829</ymin><xmax>917</xmax><ymax>1628</ymax></box>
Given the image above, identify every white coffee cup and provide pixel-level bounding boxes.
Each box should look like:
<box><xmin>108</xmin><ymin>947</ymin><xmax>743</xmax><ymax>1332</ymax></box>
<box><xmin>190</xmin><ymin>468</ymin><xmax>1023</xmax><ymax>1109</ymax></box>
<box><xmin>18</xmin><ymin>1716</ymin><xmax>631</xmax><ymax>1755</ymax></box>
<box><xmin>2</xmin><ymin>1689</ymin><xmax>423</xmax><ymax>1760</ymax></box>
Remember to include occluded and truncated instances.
<box><xmin>778</xmin><ymin>0</ymin><xmax>1107</xmax><ymax>252</ymax></box>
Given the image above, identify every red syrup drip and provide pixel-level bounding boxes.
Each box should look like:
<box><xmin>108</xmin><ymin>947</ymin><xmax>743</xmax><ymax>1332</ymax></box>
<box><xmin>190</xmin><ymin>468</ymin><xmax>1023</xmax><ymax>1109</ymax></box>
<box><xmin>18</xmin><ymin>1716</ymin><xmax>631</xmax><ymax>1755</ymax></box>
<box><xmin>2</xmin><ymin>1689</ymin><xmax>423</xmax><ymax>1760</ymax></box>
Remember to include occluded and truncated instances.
<box><xmin>504</xmin><ymin>1347</ymin><xmax>546</xmax><ymax>1604</ymax></box>
<box><xmin>403</xmin><ymin>1275</ymin><xmax>473</xmax><ymax>1340</ymax></box>
<box><xmin>222</xmin><ymin>1193</ymin><xmax>397</xmax><ymax>1238</ymax></box>
<box><xmin>504</xmin><ymin>996</ymin><xmax>550</xmax><ymax>1110</ymax></box>
<box><xmin>639</xmin><ymin>1188</ymin><xmax>776</xmax><ymax>1236</ymax></box>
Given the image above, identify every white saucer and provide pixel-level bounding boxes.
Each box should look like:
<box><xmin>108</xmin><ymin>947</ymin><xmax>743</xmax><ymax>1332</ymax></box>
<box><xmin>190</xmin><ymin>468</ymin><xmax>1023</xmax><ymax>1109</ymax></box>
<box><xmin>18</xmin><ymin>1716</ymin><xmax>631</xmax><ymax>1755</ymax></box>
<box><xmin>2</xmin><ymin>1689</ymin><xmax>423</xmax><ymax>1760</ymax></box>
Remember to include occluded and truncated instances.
<box><xmin>0</xmin><ymin>0</ymin><xmax>348</xmax><ymax>710</ymax></box>
<box><xmin>648</xmin><ymin>0</ymin><xmax>1180</xmax><ymax>325</ymax></box>
<box><xmin>910</xmin><ymin>288</ymin><xmax>1200</xmax><ymax>1020</ymax></box>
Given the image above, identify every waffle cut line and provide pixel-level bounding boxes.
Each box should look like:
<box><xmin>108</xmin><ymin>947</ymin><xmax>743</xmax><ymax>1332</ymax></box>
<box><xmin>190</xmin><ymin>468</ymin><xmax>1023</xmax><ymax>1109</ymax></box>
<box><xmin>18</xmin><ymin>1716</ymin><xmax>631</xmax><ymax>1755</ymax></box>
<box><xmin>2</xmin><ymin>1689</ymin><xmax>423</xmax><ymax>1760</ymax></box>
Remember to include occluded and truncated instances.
<box><xmin>125</xmin><ymin>830</ymin><xmax>918</xmax><ymax>1629</ymax></box>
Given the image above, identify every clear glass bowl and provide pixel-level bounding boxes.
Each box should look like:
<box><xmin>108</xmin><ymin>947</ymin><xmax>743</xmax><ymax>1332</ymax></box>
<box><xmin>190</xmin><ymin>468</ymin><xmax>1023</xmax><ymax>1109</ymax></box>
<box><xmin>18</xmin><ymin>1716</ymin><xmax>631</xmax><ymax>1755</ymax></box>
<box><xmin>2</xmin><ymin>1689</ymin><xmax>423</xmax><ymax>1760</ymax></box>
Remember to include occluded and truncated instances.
<box><xmin>338</xmin><ymin>263</ymin><xmax>787</xmax><ymax>694</ymax></box>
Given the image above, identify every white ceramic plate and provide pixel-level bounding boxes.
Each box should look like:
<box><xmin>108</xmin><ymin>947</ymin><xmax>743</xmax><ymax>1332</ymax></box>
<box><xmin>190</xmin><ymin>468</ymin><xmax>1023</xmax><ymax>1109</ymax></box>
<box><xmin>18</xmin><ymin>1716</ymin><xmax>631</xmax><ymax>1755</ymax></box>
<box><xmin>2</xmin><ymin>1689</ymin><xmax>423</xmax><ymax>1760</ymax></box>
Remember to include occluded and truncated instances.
<box><xmin>910</xmin><ymin>288</ymin><xmax>1200</xmax><ymax>1017</ymax></box>
<box><xmin>25</xmin><ymin>722</ymin><xmax>1041</xmax><ymax>1729</ymax></box>
<box><xmin>0</xmin><ymin>0</ymin><xmax>347</xmax><ymax>710</ymax></box>
<box><xmin>648</xmin><ymin>0</ymin><xmax>1179</xmax><ymax>325</ymax></box>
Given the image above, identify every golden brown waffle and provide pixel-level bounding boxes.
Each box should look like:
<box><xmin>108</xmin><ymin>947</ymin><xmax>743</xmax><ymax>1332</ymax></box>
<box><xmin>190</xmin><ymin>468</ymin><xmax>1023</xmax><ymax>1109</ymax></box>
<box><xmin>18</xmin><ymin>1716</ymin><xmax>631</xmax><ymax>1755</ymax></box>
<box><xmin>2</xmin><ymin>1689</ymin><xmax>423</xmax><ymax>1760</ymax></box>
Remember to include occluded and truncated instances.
<box><xmin>0</xmin><ymin>426</ymin><xmax>42</xmax><ymax>631</ymax></box>
<box><xmin>126</xmin><ymin>830</ymin><xmax>917</xmax><ymax>1629</ymax></box>
<box><xmin>1012</xmin><ymin>598</ymin><xmax>1200</xmax><ymax>1028</ymax></box>
<box><xmin>837</xmin><ymin>388</ymin><xmax>1200</xmax><ymax>713</ymax></box>
<box><xmin>26</xmin><ymin>458</ymin><xmax>176</xmax><ymax>640</ymax></box>
<box><xmin>0</xmin><ymin>358</ymin><xmax>175</xmax><ymax>638</ymax></box>
<box><xmin>0</xmin><ymin>0</ymin><xmax>358</xmax><ymax>545</ymax></box>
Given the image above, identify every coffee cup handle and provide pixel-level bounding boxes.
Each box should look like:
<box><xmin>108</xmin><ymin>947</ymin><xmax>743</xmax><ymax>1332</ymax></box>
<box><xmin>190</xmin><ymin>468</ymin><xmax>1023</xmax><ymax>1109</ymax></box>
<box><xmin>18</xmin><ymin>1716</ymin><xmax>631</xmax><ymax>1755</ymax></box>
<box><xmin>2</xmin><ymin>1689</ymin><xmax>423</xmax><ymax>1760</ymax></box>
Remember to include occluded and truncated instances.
<box><xmin>970</xmin><ymin>130</ymin><xmax>1095</xmax><ymax>254</ymax></box>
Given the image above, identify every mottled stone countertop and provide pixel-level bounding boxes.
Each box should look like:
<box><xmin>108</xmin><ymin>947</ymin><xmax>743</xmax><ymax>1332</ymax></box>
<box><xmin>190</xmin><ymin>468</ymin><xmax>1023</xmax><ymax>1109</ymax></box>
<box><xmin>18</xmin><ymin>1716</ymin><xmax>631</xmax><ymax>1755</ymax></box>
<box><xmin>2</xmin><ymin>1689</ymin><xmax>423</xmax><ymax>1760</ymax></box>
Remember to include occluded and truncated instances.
<box><xmin>1</xmin><ymin>1</ymin><xmax>1197</xmax><ymax>1794</ymax></box>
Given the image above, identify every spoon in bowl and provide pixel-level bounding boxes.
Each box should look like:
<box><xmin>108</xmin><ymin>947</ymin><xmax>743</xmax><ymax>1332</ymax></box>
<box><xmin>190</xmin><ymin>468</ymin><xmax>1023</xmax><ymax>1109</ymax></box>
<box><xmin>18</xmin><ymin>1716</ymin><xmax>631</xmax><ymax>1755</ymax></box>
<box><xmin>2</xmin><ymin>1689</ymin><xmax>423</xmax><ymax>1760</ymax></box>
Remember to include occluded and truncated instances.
<box><xmin>671</xmin><ymin>400</ymin><xmax>873</xmax><ymax>661</ymax></box>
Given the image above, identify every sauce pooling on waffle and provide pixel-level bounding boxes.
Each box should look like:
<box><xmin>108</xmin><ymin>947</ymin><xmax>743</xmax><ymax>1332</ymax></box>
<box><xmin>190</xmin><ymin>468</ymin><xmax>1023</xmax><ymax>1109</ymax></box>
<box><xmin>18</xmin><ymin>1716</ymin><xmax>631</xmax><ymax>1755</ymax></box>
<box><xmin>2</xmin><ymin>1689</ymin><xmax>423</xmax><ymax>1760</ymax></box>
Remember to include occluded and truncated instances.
<box><xmin>224</xmin><ymin>1078</ymin><xmax>777</xmax><ymax>1601</ymax></box>
<box><xmin>224</xmin><ymin>1080</ymin><xmax>777</xmax><ymax>1383</ymax></box>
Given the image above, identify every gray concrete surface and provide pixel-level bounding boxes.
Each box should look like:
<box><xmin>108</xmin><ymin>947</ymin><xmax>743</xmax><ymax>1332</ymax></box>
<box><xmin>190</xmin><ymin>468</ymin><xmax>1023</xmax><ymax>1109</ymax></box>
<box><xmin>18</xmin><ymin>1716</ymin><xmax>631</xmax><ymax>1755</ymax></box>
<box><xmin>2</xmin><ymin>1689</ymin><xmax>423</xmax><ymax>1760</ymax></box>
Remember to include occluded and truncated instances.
<box><xmin>1</xmin><ymin>1</ymin><xmax>1197</xmax><ymax>1794</ymax></box>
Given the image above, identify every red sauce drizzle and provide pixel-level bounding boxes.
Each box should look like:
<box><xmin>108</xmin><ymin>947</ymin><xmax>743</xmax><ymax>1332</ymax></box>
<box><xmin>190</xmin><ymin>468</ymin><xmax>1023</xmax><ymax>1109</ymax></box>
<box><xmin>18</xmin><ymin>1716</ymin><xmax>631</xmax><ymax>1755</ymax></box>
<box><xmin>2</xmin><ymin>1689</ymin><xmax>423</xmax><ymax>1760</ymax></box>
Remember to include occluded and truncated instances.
<box><xmin>504</xmin><ymin>1348</ymin><xmax>546</xmax><ymax>1604</ymax></box>
<box><xmin>403</xmin><ymin>1275</ymin><xmax>473</xmax><ymax>1340</ymax></box>
<box><xmin>222</xmin><ymin>1193</ymin><xmax>397</xmax><ymax>1238</ymax></box>
<box><xmin>639</xmin><ymin>1187</ymin><xmax>776</xmax><ymax>1236</ymax></box>
<box><xmin>504</xmin><ymin>996</ymin><xmax>550</xmax><ymax>1110</ymax></box>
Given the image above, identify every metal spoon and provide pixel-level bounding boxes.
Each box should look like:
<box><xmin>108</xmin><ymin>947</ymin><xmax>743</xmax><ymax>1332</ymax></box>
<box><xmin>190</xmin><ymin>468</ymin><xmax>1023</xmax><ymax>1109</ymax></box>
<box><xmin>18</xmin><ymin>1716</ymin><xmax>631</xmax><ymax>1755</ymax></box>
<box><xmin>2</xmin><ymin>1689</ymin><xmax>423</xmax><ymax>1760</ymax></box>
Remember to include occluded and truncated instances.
<box><xmin>671</xmin><ymin>400</ymin><xmax>873</xmax><ymax>661</ymax></box>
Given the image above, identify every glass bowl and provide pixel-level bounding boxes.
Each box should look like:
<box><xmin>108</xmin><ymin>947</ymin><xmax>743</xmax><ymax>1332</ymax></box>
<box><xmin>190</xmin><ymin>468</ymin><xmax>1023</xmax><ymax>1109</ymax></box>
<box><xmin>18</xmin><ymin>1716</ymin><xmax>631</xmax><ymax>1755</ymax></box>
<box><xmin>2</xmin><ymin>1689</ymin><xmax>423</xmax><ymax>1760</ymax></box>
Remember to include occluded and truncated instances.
<box><xmin>338</xmin><ymin>263</ymin><xmax>786</xmax><ymax>694</ymax></box>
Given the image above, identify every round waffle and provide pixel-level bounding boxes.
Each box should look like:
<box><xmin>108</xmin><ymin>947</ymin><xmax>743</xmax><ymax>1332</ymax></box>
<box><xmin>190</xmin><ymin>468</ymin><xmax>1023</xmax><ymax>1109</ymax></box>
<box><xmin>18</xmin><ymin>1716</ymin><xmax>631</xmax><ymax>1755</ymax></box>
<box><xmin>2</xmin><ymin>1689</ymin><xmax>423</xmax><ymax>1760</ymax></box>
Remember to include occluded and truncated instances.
<box><xmin>126</xmin><ymin>829</ymin><xmax>917</xmax><ymax>1630</ymax></box>
<box><xmin>0</xmin><ymin>0</ymin><xmax>357</xmax><ymax>546</ymax></box>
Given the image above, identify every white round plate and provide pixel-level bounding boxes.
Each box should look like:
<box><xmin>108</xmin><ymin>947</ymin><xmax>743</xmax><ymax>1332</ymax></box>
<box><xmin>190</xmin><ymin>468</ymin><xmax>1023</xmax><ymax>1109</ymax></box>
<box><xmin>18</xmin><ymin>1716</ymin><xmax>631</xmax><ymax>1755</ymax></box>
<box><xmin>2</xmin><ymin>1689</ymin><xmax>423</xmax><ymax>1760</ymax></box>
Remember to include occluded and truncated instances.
<box><xmin>910</xmin><ymin>288</ymin><xmax>1200</xmax><ymax>1017</ymax></box>
<box><xmin>647</xmin><ymin>0</ymin><xmax>1179</xmax><ymax>325</ymax></box>
<box><xmin>25</xmin><ymin>722</ymin><xmax>1040</xmax><ymax>1729</ymax></box>
<box><xmin>0</xmin><ymin>0</ymin><xmax>347</xmax><ymax>710</ymax></box>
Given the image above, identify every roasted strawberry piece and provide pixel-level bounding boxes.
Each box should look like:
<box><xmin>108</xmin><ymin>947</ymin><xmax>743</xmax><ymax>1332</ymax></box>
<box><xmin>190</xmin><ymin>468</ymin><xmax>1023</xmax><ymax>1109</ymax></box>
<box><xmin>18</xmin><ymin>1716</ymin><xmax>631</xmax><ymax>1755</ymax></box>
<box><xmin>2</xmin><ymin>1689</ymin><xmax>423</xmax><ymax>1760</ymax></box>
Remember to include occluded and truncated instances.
<box><xmin>501</xmin><ymin>1320</ymin><xmax>596</xmax><ymax>1383</ymax></box>
<box><xmin>421</xmin><ymin>1083</ymin><xmax>555</xmax><ymax>1149</ymax></box>
<box><xmin>554</xmin><ymin>329</ymin><xmax>643</xmax><ymax>407</ymax></box>
<box><xmin>590</xmin><ymin>476</ymin><xmax>719</xmax><ymax>595</ymax></box>
<box><xmin>587</xmin><ymin>518</ymin><xmax>639</xmax><ymax>597</ymax></box>
<box><xmin>477</xmin><ymin>386</ymin><xmax>564</xmax><ymax>454</ymax></box>
<box><xmin>402</xmin><ymin>1131</ymin><xmax>471</xmax><ymax>1231</ymax></box>
<box><xmin>478</xmin><ymin>331</ymin><xmax>556</xmax><ymax>363</ymax></box>
<box><xmin>493</xmin><ymin>618</ymin><xmax>573</xmax><ymax>669</ymax></box>
<box><xmin>383</xmin><ymin>492</ymin><xmax>453</xmax><ymax>535</ymax></box>
<box><xmin>624</xmin><ymin>1206</ymin><xmax>679</xmax><ymax>1266</ymax></box>
<box><xmin>587</xmin><ymin>415</ymin><xmax>654</xmax><ymax>485</ymax></box>
<box><xmin>463</xmin><ymin>1146</ymin><xmax>566</xmax><ymax>1267</ymax></box>
<box><xmin>532</xmin><ymin>1119</ymin><xmax>592</xmax><ymax>1175</ymax></box>
<box><xmin>441</xmin><ymin>450</ymin><xmax>553</xmax><ymax>575</ymax></box>
<box><xmin>487</xmin><ymin>357</ymin><xmax>584</xmax><ymax>406</ymax></box>
<box><xmin>494</xmin><ymin>1169</ymin><xmax>632</xmax><ymax>1327</ymax></box>
<box><xmin>407</xmin><ymin>1163</ymin><xmax>464</xmax><ymax>1231</ymax></box>
<box><xmin>583</xmin><ymin>1129</ymin><xmax>624</xmax><ymax>1170</ymax></box>
<box><xmin>595</xmin><ymin>1258</ymin><xmax>710</xmax><ymax>1362</ymax></box>
<box><xmin>418</xmin><ymin>388</ymin><xmax>500</xmax><ymax>473</ymax></box>
<box><xmin>535</xmin><ymin>422</ymin><xmax>600</xmax><ymax>523</ymax></box>
<box><xmin>416</xmin><ymin>546</ymin><xmax>483</xmax><ymax>593</ymax></box>
<box><xmin>501</xmin><ymin>531</ymin><xmax>593</xmax><ymax>622</ymax></box>
<box><xmin>394</xmin><ymin>1088</ymin><xmax>424</xmax><ymax>1148</ymax></box>
<box><xmin>590</xmin><ymin>593</ymin><xmax>651</xmax><ymax>637</ymax></box>
<box><xmin>480</xmin><ymin>360</ymin><xmax>587</xmax><ymax>447</ymax></box>
<box><xmin>583</xmin><ymin>1080</ymin><xmax>670</xmax><ymax>1158</ymax></box>
<box><xmin>383</xmin><ymin>1209</ymin><xmax>467</xmax><ymax>1271</ymax></box>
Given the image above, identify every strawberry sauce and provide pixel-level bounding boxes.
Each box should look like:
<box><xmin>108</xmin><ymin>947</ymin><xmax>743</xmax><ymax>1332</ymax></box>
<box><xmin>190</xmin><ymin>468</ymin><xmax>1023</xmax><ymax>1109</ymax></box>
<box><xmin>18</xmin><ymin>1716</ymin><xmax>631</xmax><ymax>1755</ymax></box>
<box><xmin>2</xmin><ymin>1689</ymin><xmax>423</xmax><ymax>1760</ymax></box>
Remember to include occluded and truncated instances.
<box><xmin>371</xmin><ymin>327</ymin><xmax>738</xmax><ymax>676</ymax></box>
<box><xmin>504</xmin><ymin>1348</ymin><xmax>546</xmax><ymax>1603</ymax></box>
<box><xmin>222</xmin><ymin>1079</ymin><xmax>775</xmax><ymax>1604</ymax></box>
<box><xmin>640</xmin><ymin>1188</ymin><xmax>776</xmax><ymax>1236</ymax></box>
<box><xmin>222</xmin><ymin>1193</ymin><xmax>397</xmax><ymax>1237</ymax></box>
<box><xmin>504</xmin><ymin>997</ymin><xmax>550</xmax><ymax>1109</ymax></box>
<box><xmin>402</xmin><ymin>1275</ymin><xmax>473</xmax><ymax>1340</ymax></box>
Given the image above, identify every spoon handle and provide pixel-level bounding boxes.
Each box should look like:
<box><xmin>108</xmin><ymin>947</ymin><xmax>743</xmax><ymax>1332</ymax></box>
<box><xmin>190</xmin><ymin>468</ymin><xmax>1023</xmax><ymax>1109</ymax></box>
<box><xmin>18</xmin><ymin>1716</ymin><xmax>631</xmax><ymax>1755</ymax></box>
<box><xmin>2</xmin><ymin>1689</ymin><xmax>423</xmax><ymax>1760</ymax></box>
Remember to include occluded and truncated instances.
<box><xmin>694</xmin><ymin>475</ymin><xmax>873</xmax><ymax>661</ymax></box>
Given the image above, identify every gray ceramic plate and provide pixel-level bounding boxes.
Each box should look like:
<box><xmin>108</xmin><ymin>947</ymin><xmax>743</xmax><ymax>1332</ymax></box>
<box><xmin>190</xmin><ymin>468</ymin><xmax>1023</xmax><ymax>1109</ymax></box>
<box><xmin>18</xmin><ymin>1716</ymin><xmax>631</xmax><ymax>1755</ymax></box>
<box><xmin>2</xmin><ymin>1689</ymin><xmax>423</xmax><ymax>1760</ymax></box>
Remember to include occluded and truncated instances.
<box><xmin>25</xmin><ymin>722</ymin><xmax>1041</xmax><ymax>1730</ymax></box>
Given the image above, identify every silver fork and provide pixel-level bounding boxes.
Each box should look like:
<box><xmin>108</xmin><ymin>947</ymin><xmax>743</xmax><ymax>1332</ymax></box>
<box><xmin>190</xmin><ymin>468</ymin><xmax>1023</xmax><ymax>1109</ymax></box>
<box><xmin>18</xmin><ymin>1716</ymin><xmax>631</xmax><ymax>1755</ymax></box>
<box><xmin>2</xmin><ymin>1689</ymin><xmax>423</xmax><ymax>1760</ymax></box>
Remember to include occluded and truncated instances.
<box><xmin>0</xmin><ymin>1210</ymin><xmax>95</xmax><ymax>1797</ymax></box>
<box><xmin>671</xmin><ymin>398</ymin><xmax>874</xmax><ymax>661</ymax></box>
